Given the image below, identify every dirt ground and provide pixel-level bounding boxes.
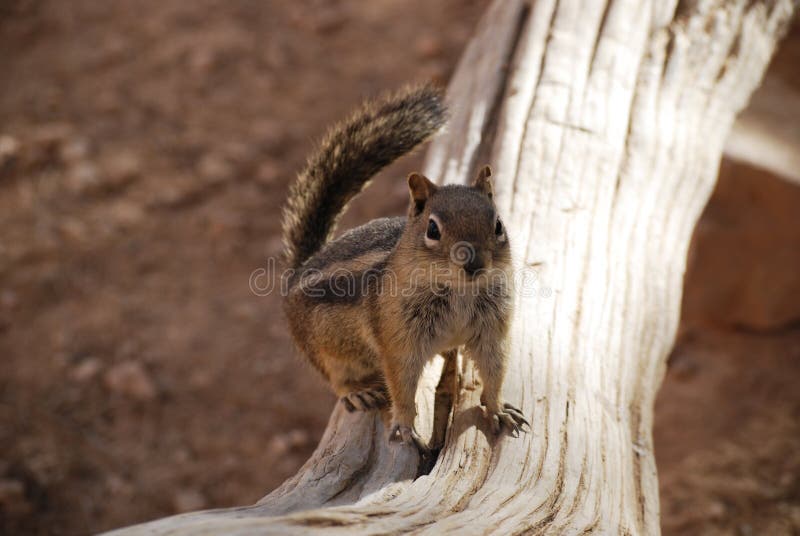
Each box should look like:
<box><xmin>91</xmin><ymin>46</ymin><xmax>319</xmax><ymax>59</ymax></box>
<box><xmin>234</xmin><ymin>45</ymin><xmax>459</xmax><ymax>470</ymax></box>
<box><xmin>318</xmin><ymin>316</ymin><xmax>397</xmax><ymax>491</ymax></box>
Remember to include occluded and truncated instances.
<box><xmin>0</xmin><ymin>2</ymin><xmax>798</xmax><ymax>535</ymax></box>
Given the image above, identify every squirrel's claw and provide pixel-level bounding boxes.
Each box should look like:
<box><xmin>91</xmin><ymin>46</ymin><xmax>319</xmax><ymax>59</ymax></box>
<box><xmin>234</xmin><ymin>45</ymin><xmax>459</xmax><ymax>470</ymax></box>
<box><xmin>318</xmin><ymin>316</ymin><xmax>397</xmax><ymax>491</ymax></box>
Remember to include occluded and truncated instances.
<box><xmin>502</xmin><ymin>402</ymin><xmax>530</xmax><ymax>431</ymax></box>
<box><xmin>488</xmin><ymin>403</ymin><xmax>530</xmax><ymax>437</ymax></box>
<box><xmin>388</xmin><ymin>423</ymin><xmax>430</xmax><ymax>455</ymax></box>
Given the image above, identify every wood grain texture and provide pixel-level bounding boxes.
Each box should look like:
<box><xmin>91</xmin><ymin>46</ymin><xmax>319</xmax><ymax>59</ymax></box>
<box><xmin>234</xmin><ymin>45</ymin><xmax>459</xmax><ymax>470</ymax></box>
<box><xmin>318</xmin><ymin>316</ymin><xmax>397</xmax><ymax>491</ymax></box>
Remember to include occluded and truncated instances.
<box><xmin>105</xmin><ymin>1</ymin><xmax>796</xmax><ymax>534</ymax></box>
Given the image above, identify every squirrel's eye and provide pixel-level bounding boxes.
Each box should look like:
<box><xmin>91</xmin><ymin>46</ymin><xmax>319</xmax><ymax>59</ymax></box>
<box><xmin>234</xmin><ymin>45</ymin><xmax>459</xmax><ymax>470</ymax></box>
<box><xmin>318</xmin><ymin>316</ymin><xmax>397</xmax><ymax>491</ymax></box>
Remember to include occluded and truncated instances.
<box><xmin>426</xmin><ymin>219</ymin><xmax>441</xmax><ymax>241</ymax></box>
<box><xmin>495</xmin><ymin>219</ymin><xmax>504</xmax><ymax>236</ymax></box>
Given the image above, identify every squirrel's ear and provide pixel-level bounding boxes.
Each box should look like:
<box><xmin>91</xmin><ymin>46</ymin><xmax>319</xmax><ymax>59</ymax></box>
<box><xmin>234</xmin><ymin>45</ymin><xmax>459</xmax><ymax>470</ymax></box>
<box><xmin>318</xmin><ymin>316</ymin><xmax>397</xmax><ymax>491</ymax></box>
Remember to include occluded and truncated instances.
<box><xmin>408</xmin><ymin>172</ymin><xmax>437</xmax><ymax>215</ymax></box>
<box><xmin>472</xmin><ymin>165</ymin><xmax>493</xmax><ymax>198</ymax></box>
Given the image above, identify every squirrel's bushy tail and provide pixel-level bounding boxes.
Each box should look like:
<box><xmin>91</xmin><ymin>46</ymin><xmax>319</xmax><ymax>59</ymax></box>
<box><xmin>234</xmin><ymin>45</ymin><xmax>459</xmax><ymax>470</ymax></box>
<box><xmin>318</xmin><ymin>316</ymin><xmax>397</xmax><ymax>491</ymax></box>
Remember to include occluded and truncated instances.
<box><xmin>282</xmin><ymin>84</ymin><xmax>447</xmax><ymax>269</ymax></box>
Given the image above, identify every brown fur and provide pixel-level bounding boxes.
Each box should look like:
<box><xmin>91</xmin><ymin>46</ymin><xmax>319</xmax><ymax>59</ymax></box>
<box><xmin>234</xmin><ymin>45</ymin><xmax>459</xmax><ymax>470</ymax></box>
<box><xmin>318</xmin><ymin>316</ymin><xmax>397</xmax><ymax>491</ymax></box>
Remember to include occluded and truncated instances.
<box><xmin>282</xmin><ymin>86</ymin><xmax>528</xmax><ymax>448</ymax></box>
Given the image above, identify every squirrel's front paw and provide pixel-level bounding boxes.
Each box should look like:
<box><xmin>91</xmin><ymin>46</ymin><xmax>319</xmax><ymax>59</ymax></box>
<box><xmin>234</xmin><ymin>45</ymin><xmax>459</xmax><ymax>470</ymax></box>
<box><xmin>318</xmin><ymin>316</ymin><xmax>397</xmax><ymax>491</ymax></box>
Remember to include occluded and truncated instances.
<box><xmin>487</xmin><ymin>402</ymin><xmax>530</xmax><ymax>437</ymax></box>
<box><xmin>388</xmin><ymin>423</ymin><xmax>430</xmax><ymax>454</ymax></box>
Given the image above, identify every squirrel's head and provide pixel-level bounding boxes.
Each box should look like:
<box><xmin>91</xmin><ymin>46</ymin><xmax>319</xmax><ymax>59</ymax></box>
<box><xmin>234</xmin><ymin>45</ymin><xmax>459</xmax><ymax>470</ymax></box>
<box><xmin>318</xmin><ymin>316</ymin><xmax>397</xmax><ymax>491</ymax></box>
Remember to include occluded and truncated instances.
<box><xmin>404</xmin><ymin>165</ymin><xmax>511</xmax><ymax>284</ymax></box>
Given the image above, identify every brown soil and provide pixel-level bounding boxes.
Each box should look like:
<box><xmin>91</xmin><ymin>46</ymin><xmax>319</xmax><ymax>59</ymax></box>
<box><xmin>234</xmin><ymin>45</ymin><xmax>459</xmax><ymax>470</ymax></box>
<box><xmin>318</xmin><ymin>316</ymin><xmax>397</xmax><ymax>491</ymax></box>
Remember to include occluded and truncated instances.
<box><xmin>0</xmin><ymin>2</ymin><xmax>798</xmax><ymax>535</ymax></box>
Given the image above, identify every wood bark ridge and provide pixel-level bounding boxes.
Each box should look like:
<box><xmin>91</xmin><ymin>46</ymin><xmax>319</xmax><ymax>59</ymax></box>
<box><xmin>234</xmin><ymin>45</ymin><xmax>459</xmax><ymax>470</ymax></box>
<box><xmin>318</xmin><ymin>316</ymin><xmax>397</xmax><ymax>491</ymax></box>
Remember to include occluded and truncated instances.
<box><xmin>107</xmin><ymin>1</ymin><xmax>795</xmax><ymax>534</ymax></box>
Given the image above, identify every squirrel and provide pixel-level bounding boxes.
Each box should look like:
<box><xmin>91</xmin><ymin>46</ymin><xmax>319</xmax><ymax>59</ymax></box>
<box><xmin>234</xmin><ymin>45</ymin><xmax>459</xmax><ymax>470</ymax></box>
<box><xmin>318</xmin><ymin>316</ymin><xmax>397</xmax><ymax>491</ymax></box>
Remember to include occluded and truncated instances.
<box><xmin>281</xmin><ymin>83</ymin><xmax>528</xmax><ymax>451</ymax></box>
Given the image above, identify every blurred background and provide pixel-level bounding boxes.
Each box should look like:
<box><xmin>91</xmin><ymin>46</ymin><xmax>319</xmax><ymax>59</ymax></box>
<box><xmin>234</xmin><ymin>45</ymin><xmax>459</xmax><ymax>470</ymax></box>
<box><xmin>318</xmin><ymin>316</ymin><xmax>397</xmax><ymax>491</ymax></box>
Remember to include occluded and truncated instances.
<box><xmin>0</xmin><ymin>1</ymin><xmax>798</xmax><ymax>534</ymax></box>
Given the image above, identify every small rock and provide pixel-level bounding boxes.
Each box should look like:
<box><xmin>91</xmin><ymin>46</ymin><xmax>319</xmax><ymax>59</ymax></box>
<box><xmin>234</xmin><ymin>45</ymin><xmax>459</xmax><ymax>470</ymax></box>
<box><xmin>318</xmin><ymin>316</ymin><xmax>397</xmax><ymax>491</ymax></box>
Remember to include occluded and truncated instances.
<box><xmin>147</xmin><ymin>175</ymin><xmax>204</xmax><ymax>209</ymax></box>
<box><xmin>32</xmin><ymin>123</ymin><xmax>71</xmax><ymax>148</ymax></box>
<box><xmin>267</xmin><ymin>434</ymin><xmax>291</xmax><ymax>457</ymax></box>
<box><xmin>0</xmin><ymin>135</ymin><xmax>20</xmax><ymax>171</ymax></box>
<box><xmin>707</xmin><ymin>500</ymin><xmax>726</xmax><ymax>519</ymax></box>
<box><xmin>30</xmin><ymin>123</ymin><xmax>71</xmax><ymax>167</ymax></box>
<box><xmin>197</xmin><ymin>153</ymin><xmax>234</xmax><ymax>185</ymax></box>
<box><xmin>287</xmin><ymin>429</ymin><xmax>309</xmax><ymax>447</ymax></box>
<box><xmin>69</xmin><ymin>150</ymin><xmax>141</xmax><ymax>196</ymax></box>
<box><xmin>59</xmin><ymin>217</ymin><xmax>89</xmax><ymax>243</ymax></box>
<box><xmin>106</xmin><ymin>474</ymin><xmax>133</xmax><ymax>496</ymax></box>
<box><xmin>70</xmin><ymin>357</ymin><xmax>103</xmax><ymax>383</ymax></box>
<box><xmin>188</xmin><ymin>369</ymin><xmax>214</xmax><ymax>389</ymax></box>
<box><xmin>108</xmin><ymin>200</ymin><xmax>145</xmax><ymax>228</ymax></box>
<box><xmin>104</xmin><ymin>361</ymin><xmax>157</xmax><ymax>400</ymax></box>
<box><xmin>414</xmin><ymin>34</ymin><xmax>443</xmax><ymax>59</ymax></box>
<box><xmin>188</xmin><ymin>48</ymin><xmax>216</xmax><ymax>75</ymax></box>
<box><xmin>222</xmin><ymin>141</ymin><xmax>253</xmax><ymax>165</ymax></box>
<box><xmin>105</xmin><ymin>150</ymin><xmax>141</xmax><ymax>185</ymax></box>
<box><xmin>66</xmin><ymin>162</ymin><xmax>100</xmax><ymax>194</ymax></box>
<box><xmin>255</xmin><ymin>160</ymin><xmax>281</xmax><ymax>185</ymax></box>
<box><xmin>268</xmin><ymin>428</ymin><xmax>309</xmax><ymax>458</ymax></box>
<box><xmin>59</xmin><ymin>138</ymin><xmax>90</xmax><ymax>163</ymax></box>
<box><xmin>172</xmin><ymin>489</ymin><xmax>207</xmax><ymax>513</ymax></box>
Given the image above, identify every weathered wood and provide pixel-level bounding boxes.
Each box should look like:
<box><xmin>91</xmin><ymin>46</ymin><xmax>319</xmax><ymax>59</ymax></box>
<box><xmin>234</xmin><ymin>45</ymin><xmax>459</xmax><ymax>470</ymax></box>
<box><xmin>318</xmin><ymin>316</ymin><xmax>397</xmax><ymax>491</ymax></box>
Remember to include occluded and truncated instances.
<box><xmin>105</xmin><ymin>1</ymin><xmax>795</xmax><ymax>534</ymax></box>
<box><xmin>726</xmin><ymin>73</ymin><xmax>800</xmax><ymax>183</ymax></box>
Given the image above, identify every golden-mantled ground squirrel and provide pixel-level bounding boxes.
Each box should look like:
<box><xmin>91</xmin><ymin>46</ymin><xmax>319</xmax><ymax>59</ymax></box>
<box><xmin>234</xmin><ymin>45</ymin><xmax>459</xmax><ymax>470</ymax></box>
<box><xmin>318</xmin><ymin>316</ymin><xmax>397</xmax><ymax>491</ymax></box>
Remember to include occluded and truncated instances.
<box><xmin>282</xmin><ymin>84</ymin><xmax>528</xmax><ymax>451</ymax></box>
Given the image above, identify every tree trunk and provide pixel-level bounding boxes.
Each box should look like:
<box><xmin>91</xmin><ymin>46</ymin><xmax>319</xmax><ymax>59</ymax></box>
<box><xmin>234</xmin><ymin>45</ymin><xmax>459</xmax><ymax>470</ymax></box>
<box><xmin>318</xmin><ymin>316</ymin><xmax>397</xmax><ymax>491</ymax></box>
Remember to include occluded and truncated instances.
<box><xmin>106</xmin><ymin>1</ymin><xmax>795</xmax><ymax>534</ymax></box>
<box><xmin>726</xmin><ymin>71</ymin><xmax>800</xmax><ymax>184</ymax></box>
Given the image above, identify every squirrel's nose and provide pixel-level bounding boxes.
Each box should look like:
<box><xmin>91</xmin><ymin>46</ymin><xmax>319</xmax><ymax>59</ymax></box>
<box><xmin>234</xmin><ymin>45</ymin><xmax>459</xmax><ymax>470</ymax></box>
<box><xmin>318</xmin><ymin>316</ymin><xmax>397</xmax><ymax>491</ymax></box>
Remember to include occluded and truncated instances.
<box><xmin>463</xmin><ymin>258</ymin><xmax>484</xmax><ymax>276</ymax></box>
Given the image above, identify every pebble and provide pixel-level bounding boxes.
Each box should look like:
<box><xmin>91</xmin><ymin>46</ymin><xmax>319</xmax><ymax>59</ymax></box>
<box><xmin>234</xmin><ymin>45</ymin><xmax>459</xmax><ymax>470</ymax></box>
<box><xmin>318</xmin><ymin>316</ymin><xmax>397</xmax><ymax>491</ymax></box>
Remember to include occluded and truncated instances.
<box><xmin>707</xmin><ymin>500</ymin><xmax>726</xmax><ymax>519</ymax></box>
<box><xmin>59</xmin><ymin>138</ymin><xmax>90</xmax><ymax>163</ymax></box>
<box><xmin>222</xmin><ymin>141</ymin><xmax>253</xmax><ymax>165</ymax></box>
<box><xmin>32</xmin><ymin>123</ymin><xmax>71</xmax><ymax>148</ymax></box>
<box><xmin>59</xmin><ymin>217</ymin><xmax>89</xmax><ymax>243</ymax></box>
<box><xmin>0</xmin><ymin>135</ymin><xmax>20</xmax><ymax>170</ymax></box>
<box><xmin>188</xmin><ymin>369</ymin><xmax>214</xmax><ymax>389</ymax></box>
<box><xmin>108</xmin><ymin>200</ymin><xmax>145</xmax><ymax>228</ymax></box>
<box><xmin>106</xmin><ymin>474</ymin><xmax>133</xmax><ymax>496</ymax></box>
<box><xmin>268</xmin><ymin>429</ymin><xmax>310</xmax><ymax>457</ymax></box>
<box><xmin>70</xmin><ymin>357</ymin><xmax>103</xmax><ymax>383</ymax></box>
<box><xmin>172</xmin><ymin>489</ymin><xmax>207</xmax><ymax>513</ymax></box>
<box><xmin>197</xmin><ymin>153</ymin><xmax>235</xmax><ymax>185</ymax></box>
<box><xmin>189</xmin><ymin>48</ymin><xmax>216</xmax><ymax>75</ymax></box>
<box><xmin>104</xmin><ymin>361</ymin><xmax>157</xmax><ymax>400</ymax></box>
<box><xmin>105</xmin><ymin>150</ymin><xmax>141</xmax><ymax>184</ymax></box>
<box><xmin>256</xmin><ymin>160</ymin><xmax>281</xmax><ymax>185</ymax></box>
<box><xmin>65</xmin><ymin>162</ymin><xmax>100</xmax><ymax>194</ymax></box>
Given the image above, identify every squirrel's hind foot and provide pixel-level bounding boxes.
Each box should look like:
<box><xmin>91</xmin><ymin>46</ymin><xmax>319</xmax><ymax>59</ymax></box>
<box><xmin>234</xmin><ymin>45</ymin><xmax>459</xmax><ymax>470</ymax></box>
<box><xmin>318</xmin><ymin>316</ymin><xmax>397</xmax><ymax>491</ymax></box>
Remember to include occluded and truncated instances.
<box><xmin>488</xmin><ymin>402</ymin><xmax>530</xmax><ymax>437</ymax></box>
<box><xmin>388</xmin><ymin>423</ymin><xmax>430</xmax><ymax>455</ymax></box>
<box><xmin>340</xmin><ymin>388</ymin><xmax>389</xmax><ymax>413</ymax></box>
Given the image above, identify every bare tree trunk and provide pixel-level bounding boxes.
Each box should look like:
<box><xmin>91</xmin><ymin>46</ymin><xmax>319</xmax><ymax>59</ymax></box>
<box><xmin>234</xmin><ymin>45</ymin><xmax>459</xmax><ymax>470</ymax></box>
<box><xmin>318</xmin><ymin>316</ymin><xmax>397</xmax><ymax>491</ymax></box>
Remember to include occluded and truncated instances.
<box><xmin>106</xmin><ymin>1</ymin><xmax>795</xmax><ymax>534</ymax></box>
<box><xmin>726</xmin><ymin>72</ymin><xmax>800</xmax><ymax>184</ymax></box>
